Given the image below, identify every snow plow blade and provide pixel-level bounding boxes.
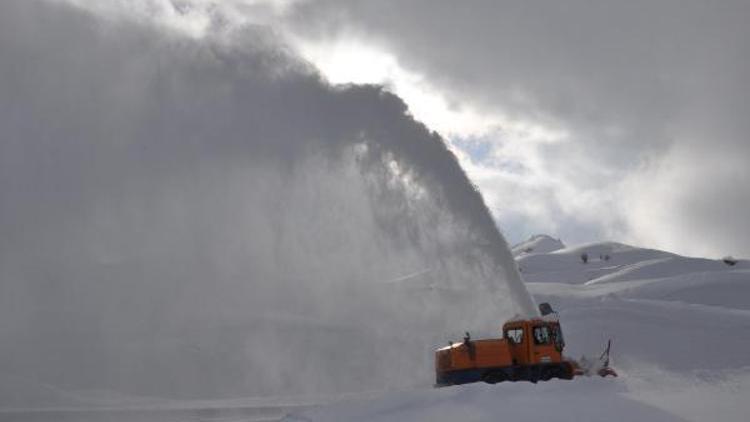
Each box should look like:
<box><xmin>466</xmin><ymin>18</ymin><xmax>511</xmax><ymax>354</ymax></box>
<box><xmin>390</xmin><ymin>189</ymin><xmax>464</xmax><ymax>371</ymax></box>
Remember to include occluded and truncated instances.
<box><xmin>596</xmin><ymin>339</ymin><xmax>617</xmax><ymax>377</ymax></box>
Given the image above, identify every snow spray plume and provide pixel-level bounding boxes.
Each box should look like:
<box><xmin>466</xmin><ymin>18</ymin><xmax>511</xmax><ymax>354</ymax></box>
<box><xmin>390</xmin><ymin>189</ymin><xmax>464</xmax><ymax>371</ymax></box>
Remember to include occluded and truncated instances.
<box><xmin>0</xmin><ymin>0</ymin><xmax>535</xmax><ymax>404</ymax></box>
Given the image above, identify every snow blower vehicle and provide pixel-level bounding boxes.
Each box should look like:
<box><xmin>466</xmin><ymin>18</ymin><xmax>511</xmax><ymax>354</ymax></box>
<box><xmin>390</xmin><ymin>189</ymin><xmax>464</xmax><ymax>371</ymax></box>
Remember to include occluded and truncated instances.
<box><xmin>434</xmin><ymin>303</ymin><xmax>616</xmax><ymax>386</ymax></box>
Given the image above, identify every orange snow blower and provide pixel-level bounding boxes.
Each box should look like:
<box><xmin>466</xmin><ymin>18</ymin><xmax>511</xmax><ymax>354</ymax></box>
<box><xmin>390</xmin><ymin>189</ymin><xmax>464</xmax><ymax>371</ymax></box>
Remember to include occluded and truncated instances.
<box><xmin>434</xmin><ymin>303</ymin><xmax>616</xmax><ymax>386</ymax></box>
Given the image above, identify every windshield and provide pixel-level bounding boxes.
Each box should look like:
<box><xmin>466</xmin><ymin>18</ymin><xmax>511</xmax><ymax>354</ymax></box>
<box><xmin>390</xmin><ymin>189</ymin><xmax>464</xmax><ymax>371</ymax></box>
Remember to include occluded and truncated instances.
<box><xmin>533</xmin><ymin>326</ymin><xmax>551</xmax><ymax>345</ymax></box>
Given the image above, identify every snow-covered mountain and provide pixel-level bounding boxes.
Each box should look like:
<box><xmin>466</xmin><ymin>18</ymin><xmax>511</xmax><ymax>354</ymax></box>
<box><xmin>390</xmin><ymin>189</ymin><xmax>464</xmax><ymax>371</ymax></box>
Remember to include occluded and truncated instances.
<box><xmin>290</xmin><ymin>237</ymin><xmax>750</xmax><ymax>422</ymax></box>
<box><xmin>511</xmin><ymin>234</ymin><xmax>565</xmax><ymax>257</ymax></box>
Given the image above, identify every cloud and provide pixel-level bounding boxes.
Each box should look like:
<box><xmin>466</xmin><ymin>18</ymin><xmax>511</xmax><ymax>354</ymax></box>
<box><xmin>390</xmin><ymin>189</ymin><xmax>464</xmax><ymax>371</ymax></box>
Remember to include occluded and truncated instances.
<box><xmin>624</xmin><ymin>141</ymin><xmax>750</xmax><ymax>258</ymax></box>
<box><xmin>284</xmin><ymin>0</ymin><xmax>750</xmax><ymax>256</ymax></box>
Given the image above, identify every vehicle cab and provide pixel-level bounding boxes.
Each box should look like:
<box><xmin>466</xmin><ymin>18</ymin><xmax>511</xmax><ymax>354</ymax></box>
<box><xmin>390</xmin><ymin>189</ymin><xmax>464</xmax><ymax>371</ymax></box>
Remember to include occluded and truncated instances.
<box><xmin>503</xmin><ymin>318</ymin><xmax>565</xmax><ymax>366</ymax></box>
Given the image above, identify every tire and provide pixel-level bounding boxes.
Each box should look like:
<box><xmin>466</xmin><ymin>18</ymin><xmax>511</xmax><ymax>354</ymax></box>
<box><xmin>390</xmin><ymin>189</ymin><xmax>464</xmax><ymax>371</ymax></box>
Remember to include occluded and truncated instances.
<box><xmin>482</xmin><ymin>371</ymin><xmax>506</xmax><ymax>384</ymax></box>
<box><xmin>528</xmin><ymin>367</ymin><xmax>539</xmax><ymax>384</ymax></box>
<box><xmin>540</xmin><ymin>367</ymin><xmax>552</xmax><ymax>382</ymax></box>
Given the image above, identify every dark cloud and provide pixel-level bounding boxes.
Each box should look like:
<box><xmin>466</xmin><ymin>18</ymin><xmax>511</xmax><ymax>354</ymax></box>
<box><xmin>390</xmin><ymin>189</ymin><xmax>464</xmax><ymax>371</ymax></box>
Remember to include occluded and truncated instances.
<box><xmin>288</xmin><ymin>0</ymin><xmax>750</xmax><ymax>257</ymax></box>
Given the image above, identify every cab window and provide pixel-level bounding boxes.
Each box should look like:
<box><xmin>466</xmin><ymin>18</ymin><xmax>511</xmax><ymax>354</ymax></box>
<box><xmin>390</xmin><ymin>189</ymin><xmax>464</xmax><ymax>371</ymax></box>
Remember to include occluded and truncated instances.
<box><xmin>533</xmin><ymin>326</ymin><xmax>551</xmax><ymax>345</ymax></box>
<box><xmin>505</xmin><ymin>328</ymin><xmax>523</xmax><ymax>344</ymax></box>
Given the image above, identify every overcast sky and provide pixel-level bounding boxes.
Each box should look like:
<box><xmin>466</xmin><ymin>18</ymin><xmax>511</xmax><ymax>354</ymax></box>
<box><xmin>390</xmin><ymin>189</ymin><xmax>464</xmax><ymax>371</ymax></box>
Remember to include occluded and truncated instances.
<box><xmin>274</xmin><ymin>0</ymin><xmax>750</xmax><ymax>258</ymax></box>
<box><xmin>20</xmin><ymin>0</ymin><xmax>750</xmax><ymax>260</ymax></box>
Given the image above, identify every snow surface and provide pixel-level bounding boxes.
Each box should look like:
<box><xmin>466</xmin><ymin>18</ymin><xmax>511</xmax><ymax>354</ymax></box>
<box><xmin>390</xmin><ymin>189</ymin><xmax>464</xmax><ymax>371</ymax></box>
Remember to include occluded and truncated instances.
<box><xmin>4</xmin><ymin>237</ymin><xmax>747</xmax><ymax>421</ymax></box>
<box><xmin>286</xmin><ymin>237</ymin><xmax>750</xmax><ymax>422</ymax></box>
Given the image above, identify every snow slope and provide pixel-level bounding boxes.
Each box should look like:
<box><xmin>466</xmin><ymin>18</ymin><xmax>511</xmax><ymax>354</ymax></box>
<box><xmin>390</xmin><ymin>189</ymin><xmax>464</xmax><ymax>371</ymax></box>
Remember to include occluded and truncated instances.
<box><xmin>288</xmin><ymin>237</ymin><xmax>750</xmax><ymax>422</ymax></box>
<box><xmin>7</xmin><ymin>237</ymin><xmax>746</xmax><ymax>421</ymax></box>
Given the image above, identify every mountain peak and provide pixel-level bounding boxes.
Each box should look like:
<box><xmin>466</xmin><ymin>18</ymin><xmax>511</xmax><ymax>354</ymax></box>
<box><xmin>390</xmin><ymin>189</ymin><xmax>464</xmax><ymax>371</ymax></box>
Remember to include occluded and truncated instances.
<box><xmin>512</xmin><ymin>234</ymin><xmax>565</xmax><ymax>257</ymax></box>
